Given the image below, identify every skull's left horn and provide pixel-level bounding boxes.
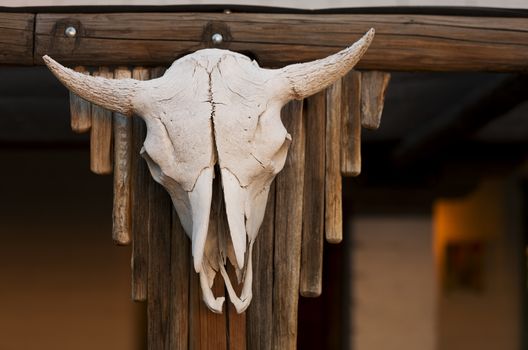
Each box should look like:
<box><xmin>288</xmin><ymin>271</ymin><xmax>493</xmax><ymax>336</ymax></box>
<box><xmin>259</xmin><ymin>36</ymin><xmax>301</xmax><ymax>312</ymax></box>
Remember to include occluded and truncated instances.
<box><xmin>276</xmin><ymin>28</ymin><xmax>374</xmax><ymax>100</ymax></box>
<box><xmin>43</xmin><ymin>55</ymin><xmax>143</xmax><ymax>116</ymax></box>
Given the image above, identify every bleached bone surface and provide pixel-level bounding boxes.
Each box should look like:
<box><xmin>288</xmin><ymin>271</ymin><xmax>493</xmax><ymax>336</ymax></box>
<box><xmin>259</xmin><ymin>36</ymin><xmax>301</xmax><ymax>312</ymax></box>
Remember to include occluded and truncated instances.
<box><xmin>44</xmin><ymin>28</ymin><xmax>374</xmax><ymax>314</ymax></box>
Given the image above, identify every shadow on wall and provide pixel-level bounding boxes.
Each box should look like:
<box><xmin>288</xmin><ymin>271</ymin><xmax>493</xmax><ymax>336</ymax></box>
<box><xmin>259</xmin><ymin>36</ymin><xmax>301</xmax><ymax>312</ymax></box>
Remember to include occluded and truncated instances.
<box><xmin>0</xmin><ymin>149</ymin><xmax>146</xmax><ymax>350</ymax></box>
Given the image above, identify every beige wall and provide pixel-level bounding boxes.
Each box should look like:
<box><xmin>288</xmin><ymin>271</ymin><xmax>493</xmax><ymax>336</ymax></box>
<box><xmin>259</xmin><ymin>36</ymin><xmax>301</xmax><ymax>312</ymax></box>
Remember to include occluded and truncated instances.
<box><xmin>434</xmin><ymin>178</ymin><xmax>522</xmax><ymax>350</ymax></box>
<box><xmin>350</xmin><ymin>215</ymin><xmax>436</xmax><ymax>350</ymax></box>
<box><xmin>0</xmin><ymin>149</ymin><xmax>144</xmax><ymax>350</ymax></box>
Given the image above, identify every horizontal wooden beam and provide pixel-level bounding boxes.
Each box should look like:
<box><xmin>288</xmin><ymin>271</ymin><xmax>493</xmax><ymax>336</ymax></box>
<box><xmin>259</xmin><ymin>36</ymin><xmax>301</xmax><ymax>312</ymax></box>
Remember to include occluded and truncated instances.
<box><xmin>32</xmin><ymin>12</ymin><xmax>528</xmax><ymax>71</ymax></box>
<box><xmin>0</xmin><ymin>13</ymin><xmax>34</xmax><ymax>65</ymax></box>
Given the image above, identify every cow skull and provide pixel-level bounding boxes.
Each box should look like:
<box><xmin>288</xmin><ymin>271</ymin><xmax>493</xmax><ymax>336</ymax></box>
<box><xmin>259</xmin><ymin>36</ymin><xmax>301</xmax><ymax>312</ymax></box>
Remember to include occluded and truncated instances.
<box><xmin>44</xmin><ymin>29</ymin><xmax>374</xmax><ymax>313</ymax></box>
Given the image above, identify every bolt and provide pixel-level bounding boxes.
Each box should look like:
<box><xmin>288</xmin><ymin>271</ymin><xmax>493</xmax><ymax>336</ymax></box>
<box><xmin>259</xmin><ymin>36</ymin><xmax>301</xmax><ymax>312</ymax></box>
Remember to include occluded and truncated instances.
<box><xmin>211</xmin><ymin>33</ymin><xmax>224</xmax><ymax>45</ymax></box>
<box><xmin>64</xmin><ymin>26</ymin><xmax>77</xmax><ymax>38</ymax></box>
<box><xmin>223</xmin><ymin>9</ymin><xmax>232</xmax><ymax>14</ymax></box>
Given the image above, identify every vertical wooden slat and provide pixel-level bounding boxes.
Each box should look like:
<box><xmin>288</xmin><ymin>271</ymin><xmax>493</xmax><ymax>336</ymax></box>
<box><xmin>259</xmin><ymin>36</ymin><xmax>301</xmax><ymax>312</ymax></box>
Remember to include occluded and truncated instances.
<box><xmin>147</xmin><ymin>179</ymin><xmax>173</xmax><ymax>350</ymax></box>
<box><xmin>300</xmin><ymin>90</ymin><xmax>326</xmax><ymax>297</ymax></box>
<box><xmin>247</xmin><ymin>183</ymin><xmax>275</xmax><ymax>350</ymax></box>
<box><xmin>112</xmin><ymin>66</ymin><xmax>133</xmax><ymax>245</ymax></box>
<box><xmin>272</xmin><ymin>100</ymin><xmax>305</xmax><ymax>350</ymax></box>
<box><xmin>170</xmin><ymin>208</ymin><xmax>190</xmax><ymax>350</ymax></box>
<box><xmin>130</xmin><ymin>67</ymin><xmax>150</xmax><ymax>302</ymax></box>
<box><xmin>69</xmin><ymin>66</ymin><xmax>92</xmax><ymax>133</ymax></box>
<box><xmin>361</xmin><ymin>71</ymin><xmax>391</xmax><ymax>130</ymax></box>
<box><xmin>190</xmin><ymin>271</ymin><xmax>228</xmax><ymax>350</ymax></box>
<box><xmin>146</xmin><ymin>65</ymin><xmax>173</xmax><ymax>350</ymax></box>
<box><xmin>325</xmin><ymin>81</ymin><xmax>343</xmax><ymax>244</ymax></box>
<box><xmin>90</xmin><ymin>66</ymin><xmax>113</xmax><ymax>174</ymax></box>
<box><xmin>227</xmin><ymin>265</ymin><xmax>247</xmax><ymax>350</ymax></box>
<box><xmin>341</xmin><ymin>71</ymin><xmax>362</xmax><ymax>177</ymax></box>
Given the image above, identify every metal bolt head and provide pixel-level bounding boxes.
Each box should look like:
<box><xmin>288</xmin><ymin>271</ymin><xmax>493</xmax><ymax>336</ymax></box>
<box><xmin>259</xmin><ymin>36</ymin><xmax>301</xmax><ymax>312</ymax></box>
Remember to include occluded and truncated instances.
<box><xmin>211</xmin><ymin>33</ymin><xmax>224</xmax><ymax>45</ymax></box>
<box><xmin>223</xmin><ymin>9</ymin><xmax>232</xmax><ymax>14</ymax></box>
<box><xmin>64</xmin><ymin>26</ymin><xmax>77</xmax><ymax>38</ymax></box>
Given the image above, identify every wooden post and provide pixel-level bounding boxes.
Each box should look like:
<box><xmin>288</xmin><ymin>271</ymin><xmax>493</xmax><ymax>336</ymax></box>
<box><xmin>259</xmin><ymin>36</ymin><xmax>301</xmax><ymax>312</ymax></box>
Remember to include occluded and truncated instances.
<box><xmin>170</xmin><ymin>208</ymin><xmax>190</xmax><ymax>350</ymax></box>
<box><xmin>300</xmin><ymin>91</ymin><xmax>326</xmax><ymax>297</ymax></box>
<box><xmin>147</xmin><ymin>179</ymin><xmax>173</xmax><ymax>350</ymax></box>
<box><xmin>360</xmin><ymin>71</ymin><xmax>391</xmax><ymax>130</ymax></box>
<box><xmin>273</xmin><ymin>100</ymin><xmax>305</xmax><ymax>350</ymax></box>
<box><xmin>130</xmin><ymin>67</ymin><xmax>151</xmax><ymax>302</ymax></box>
<box><xmin>325</xmin><ymin>81</ymin><xmax>343</xmax><ymax>244</ymax></box>
<box><xmin>90</xmin><ymin>67</ymin><xmax>113</xmax><ymax>174</ymax></box>
<box><xmin>341</xmin><ymin>71</ymin><xmax>362</xmax><ymax>177</ymax></box>
<box><xmin>247</xmin><ymin>183</ymin><xmax>275</xmax><ymax>350</ymax></box>
<box><xmin>112</xmin><ymin>67</ymin><xmax>133</xmax><ymax>245</ymax></box>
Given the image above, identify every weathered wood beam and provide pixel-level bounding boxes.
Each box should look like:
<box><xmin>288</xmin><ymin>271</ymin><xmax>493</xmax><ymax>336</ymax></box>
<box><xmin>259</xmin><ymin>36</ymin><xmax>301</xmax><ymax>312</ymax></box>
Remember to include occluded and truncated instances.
<box><xmin>247</xmin><ymin>184</ymin><xmax>274</xmax><ymax>350</ymax></box>
<box><xmin>300</xmin><ymin>91</ymin><xmax>326</xmax><ymax>298</ymax></box>
<box><xmin>361</xmin><ymin>71</ymin><xmax>391</xmax><ymax>130</ymax></box>
<box><xmin>394</xmin><ymin>74</ymin><xmax>528</xmax><ymax>165</ymax></box>
<box><xmin>112</xmin><ymin>66</ymin><xmax>133</xmax><ymax>245</ymax></box>
<box><xmin>0</xmin><ymin>13</ymin><xmax>34</xmax><ymax>65</ymax></box>
<box><xmin>90</xmin><ymin>66</ymin><xmax>113</xmax><ymax>175</ymax></box>
<box><xmin>130</xmin><ymin>67</ymin><xmax>150</xmax><ymax>302</ymax></box>
<box><xmin>341</xmin><ymin>71</ymin><xmax>362</xmax><ymax>177</ymax></box>
<box><xmin>170</xmin><ymin>208</ymin><xmax>190</xmax><ymax>350</ymax></box>
<box><xmin>33</xmin><ymin>13</ymin><xmax>528</xmax><ymax>71</ymax></box>
<box><xmin>325</xmin><ymin>81</ymin><xmax>343</xmax><ymax>244</ymax></box>
<box><xmin>273</xmin><ymin>100</ymin><xmax>305</xmax><ymax>350</ymax></box>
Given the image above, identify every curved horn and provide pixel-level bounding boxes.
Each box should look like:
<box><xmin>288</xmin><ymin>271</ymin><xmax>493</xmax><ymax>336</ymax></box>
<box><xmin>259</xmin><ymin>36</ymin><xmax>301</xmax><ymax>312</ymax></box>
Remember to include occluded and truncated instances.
<box><xmin>43</xmin><ymin>55</ymin><xmax>143</xmax><ymax>116</ymax></box>
<box><xmin>277</xmin><ymin>28</ymin><xmax>374</xmax><ymax>100</ymax></box>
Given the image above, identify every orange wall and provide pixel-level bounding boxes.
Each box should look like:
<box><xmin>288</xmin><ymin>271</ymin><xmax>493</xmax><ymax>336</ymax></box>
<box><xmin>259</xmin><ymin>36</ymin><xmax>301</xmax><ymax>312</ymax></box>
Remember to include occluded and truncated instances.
<box><xmin>0</xmin><ymin>149</ymin><xmax>145</xmax><ymax>350</ymax></box>
<box><xmin>434</xmin><ymin>178</ymin><xmax>522</xmax><ymax>350</ymax></box>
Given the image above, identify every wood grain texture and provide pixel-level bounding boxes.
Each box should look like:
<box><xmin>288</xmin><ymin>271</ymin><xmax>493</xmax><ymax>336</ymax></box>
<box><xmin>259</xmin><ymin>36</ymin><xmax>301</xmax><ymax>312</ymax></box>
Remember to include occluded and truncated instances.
<box><xmin>69</xmin><ymin>66</ymin><xmax>92</xmax><ymax>133</ymax></box>
<box><xmin>272</xmin><ymin>100</ymin><xmax>305</xmax><ymax>350</ymax></box>
<box><xmin>130</xmin><ymin>67</ymin><xmax>150</xmax><ymax>302</ymax></box>
<box><xmin>190</xmin><ymin>270</ymin><xmax>228</xmax><ymax>350</ymax></box>
<box><xmin>112</xmin><ymin>66</ymin><xmax>133</xmax><ymax>245</ymax></box>
<box><xmin>247</xmin><ymin>183</ymin><xmax>275</xmax><ymax>350</ymax></box>
<box><xmin>300</xmin><ymin>92</ymin><xmax>326</xmax><ymax>298</ymax></box>
<box><xmin>147</xmin><ymin>179</ymin><xmax>173</xmax><ymax>350</ymax></box>
<box><xmin>170</xmin><ymin>208</ymin><xmax>190</xmax><ymax>350</ymax></box>
<box><xmin>361</xmin><ymin>71</ymin><xmax>391</xmax><ymax>130</ymax></box>
<box><xmin>90</xmin><ymin>67</ymin><xmax>113</xmax><ymax>175</ymax></box>
<box><xmin>341</xmin><ymin>71</ymin><xmax>362</xmax><ymax>177</ymax></box>
<box><xmin>34</xmin><ymin>13</ymin><xmax>528</xmax><ymax>71</ymax></box>
<box><xmin>0</xmin><ymin>13</ymin><xmax>34</xmax><ymax>65</ymax></box>
<box><xmin>325</xmin><ymin>82</ymin><xmax>343</xmax><ymax>244</ymax></box>
<box><xmin>227</xmin><ymin>265</ymin><xmax>247</xmax><ymax>350</ymax></box>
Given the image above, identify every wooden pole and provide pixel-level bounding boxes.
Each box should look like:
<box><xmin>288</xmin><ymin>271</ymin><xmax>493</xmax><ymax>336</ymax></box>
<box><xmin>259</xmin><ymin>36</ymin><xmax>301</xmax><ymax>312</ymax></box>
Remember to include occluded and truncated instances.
<box><xmin>341</xmin><ymin>71</ymin><xmax>362</xmax><ymax>177</ymax></box>
<box><xmin>325</xmin><ymin>81</ymin><xmax>343</xmax><ymax>244</ymax></box>
<box><xmin>112</xmin><ymin>66</ymin><xmax>133</xmax><ymax>245</ymax></box>
<box><xmin>247</xmin><ymin>183</ymin><xmax>275</xmax><ymax>350</ymax></box>
<box><xmin>273</xmin><ymin>100</ymin><xmax>305</xmax><ymax>349</ymax></box>
<box><xmin>130</xmin><ymin>67</ymin><xmax>151</xmax><ymax>302</ymax></box>
<box><xmin>300</xmin><ymin>91</ymin><xmax>326</xmax><ymax>297</ymax></box>
<box><xmin>169</xmin><ymin>208</ymin><xmax>190</xmax><ymax>350</ymax></box>
<box><xmin>90</xmin><ymin>67</ymin><xmax>113</xmax><ymax>175</ymax></box>
<box><xmin>361</xmin><ymin>71</ymin><xmax>391</xmax><ymax>130</ymax></box>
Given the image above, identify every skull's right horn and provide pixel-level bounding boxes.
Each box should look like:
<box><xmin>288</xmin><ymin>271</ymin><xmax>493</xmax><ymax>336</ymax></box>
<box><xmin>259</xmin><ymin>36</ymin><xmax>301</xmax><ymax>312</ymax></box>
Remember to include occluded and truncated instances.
<box><xmin>276</xmin><ymin>28</ymin><xmax>375</xmax><ymax>100</ymax></box>
<box><xmin>43</xmin><ymin>55</ymin><xmax>144</xmax><ymax>117</ymax></box>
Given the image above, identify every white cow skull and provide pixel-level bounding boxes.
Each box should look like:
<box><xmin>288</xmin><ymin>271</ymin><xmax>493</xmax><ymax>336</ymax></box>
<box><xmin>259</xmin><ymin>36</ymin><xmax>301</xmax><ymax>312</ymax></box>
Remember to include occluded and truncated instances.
<box><xmin>44</xmin><ymin>29</ymin><xmax>374</xmax><ymax>313</ymax></box>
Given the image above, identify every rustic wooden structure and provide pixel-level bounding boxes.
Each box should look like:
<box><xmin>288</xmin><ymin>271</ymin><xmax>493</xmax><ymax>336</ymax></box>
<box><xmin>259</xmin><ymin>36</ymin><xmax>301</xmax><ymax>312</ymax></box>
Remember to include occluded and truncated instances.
<box><xmin>2</xmin><ymin>8</ymin><xmax>528</xmax><ymax>350</ymax></box>
<box><xmin>62</xmin><ymin>63</ymin><xmax>386</xmax><ymax>349</ymax></box>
